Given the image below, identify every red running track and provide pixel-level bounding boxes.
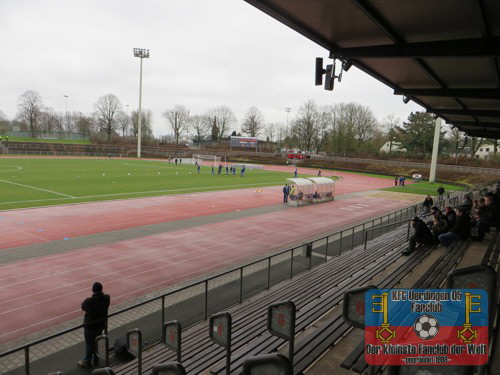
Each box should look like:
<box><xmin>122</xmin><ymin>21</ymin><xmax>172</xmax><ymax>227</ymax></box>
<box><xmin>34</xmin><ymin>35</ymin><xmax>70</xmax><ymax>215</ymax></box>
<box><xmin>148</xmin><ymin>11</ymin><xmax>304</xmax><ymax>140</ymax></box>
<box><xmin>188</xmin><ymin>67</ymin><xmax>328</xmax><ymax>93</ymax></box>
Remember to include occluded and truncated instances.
<box><xmin>0</xmin><ymin>168</ymin><xmax>404</xmax><ymax>344</ymax></box>
<box><xmin>0</xmin><ymin>168</ymin><xmax>396</xmax><ymax>250</ymax></box>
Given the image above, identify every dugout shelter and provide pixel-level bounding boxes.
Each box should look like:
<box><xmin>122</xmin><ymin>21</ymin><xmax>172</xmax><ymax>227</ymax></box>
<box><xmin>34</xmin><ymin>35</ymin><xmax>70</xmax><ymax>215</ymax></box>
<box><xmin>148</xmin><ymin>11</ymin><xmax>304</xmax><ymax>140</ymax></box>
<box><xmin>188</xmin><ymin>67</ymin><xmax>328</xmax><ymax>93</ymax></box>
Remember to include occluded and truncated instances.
<box><xmin>287</xmin><ymin>177</ymin><xmax>335</xmax><ymax>206</ymax></box>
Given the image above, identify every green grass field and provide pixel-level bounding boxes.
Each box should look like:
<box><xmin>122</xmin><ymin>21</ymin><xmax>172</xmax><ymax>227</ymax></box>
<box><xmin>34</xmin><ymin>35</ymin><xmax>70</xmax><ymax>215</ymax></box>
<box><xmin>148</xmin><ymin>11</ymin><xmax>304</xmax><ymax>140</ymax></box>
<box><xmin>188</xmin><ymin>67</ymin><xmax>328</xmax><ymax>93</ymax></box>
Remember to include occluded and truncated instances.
<box><xmin>0</xmin><ymin>158</ymin><xmax>314</xmax><ymax>210</ymax></box>
<box><xmin>382</xmin><ymin>181</ymin><xmax>464</xmax><ymax>195</ymax></box>
<box><xmin>0</xmin><ymin>158</ymin><xmax>464</xmax><ymax>210</ymax></box>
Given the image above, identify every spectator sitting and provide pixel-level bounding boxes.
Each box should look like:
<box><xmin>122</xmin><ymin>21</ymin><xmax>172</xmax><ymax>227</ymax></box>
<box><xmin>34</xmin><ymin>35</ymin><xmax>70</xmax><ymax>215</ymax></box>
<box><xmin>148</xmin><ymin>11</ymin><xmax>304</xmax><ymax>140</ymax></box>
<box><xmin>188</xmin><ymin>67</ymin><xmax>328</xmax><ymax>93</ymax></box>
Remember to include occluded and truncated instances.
<box><xmin>427</xmin><ymin>206</ymin><xmax>444</xmax><ymax>228</ymax></box>
<box><xmin>403</xmin><ymin>217</ymin><xmax>434</xmax><ymax>255</ymax></box>
<box><xmin>422</xmin><ymin>195</ymin><xmax>434</xmax><ymax>214</ymax></box>
<box><xmin>297</xmin><ymin>191</ymin><xmax>304</xmax><ymax>200</ymax></box>
<box><xmin>438</xmin><ymin>208</ymin><xmax>471</xmax><ymax>247</ymax></box>
<box><xmin>462</xmin><ymin>195</ymin><xmax>473</xmax><ymax>213</ymax></box>
<box><xmin>443</xmin><ymin>206</ymin><xmax>457</xmax><ymax>231</ymax></box>
<box><xmin>312</xmin><ymin>191</ymin><xmax>320</xmax><ymax>199</ymax></box>
<box><xmin>473</xmin><ymin>195</ymin><xmax>500</xmax><ymax>241</ymax></box>
<box><xmin>430</xmin><ymin>214</ymin><xmax>448</xmax><ymax>241</ymax></box>
<box><xmin>289</xmin><ymin>186</ymin><xmax>297</xmax><ymax>200</ymax></box>
<box><xmin>472</xmin><ymin>198</ymin><xmax>486</xmax><ymax>219</ymax></box>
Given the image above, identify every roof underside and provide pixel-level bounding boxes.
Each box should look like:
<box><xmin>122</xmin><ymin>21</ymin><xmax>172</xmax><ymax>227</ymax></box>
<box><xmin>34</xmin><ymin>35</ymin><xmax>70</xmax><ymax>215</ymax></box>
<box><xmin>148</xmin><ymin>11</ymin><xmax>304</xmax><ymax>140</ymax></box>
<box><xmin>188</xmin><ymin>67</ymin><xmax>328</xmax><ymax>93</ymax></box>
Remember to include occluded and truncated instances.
<box><xmin>244</xmin><ymin>0</ymin><xmax>500</xmax><ymax>139</ymax></box>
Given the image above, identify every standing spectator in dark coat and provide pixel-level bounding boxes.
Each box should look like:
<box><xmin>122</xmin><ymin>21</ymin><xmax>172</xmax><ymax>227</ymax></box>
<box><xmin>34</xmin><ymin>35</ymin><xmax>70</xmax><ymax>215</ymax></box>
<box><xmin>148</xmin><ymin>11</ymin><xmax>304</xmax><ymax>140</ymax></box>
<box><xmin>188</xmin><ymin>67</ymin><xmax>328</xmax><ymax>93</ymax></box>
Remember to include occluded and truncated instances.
<box><xmin>438</xmin><ymin>208</ymin><xmax>471</xmax><ymax>247</ymax></box>
<box><xmin>395</xmin><ymin>176</ymin><xmax>398</xmax><ymax>186</ymax></box>
<box><xmin>78</xmin><ymin>282</ymin><xmax>110</xmax><ymax>368</ymax></box>
<box><xmin>403</xmin><ymin>217</ymin><xmax>433</xmax><ymax>255</ymax></box>
<box><xmin>437</xmin><ymin>185</ymin><xmax>445</xmax><ymax>200</ymax></box>
<box><xmin>283</xmin><ymin>184</ymin><xmax>290</xmax><ymax>203</ymax></box>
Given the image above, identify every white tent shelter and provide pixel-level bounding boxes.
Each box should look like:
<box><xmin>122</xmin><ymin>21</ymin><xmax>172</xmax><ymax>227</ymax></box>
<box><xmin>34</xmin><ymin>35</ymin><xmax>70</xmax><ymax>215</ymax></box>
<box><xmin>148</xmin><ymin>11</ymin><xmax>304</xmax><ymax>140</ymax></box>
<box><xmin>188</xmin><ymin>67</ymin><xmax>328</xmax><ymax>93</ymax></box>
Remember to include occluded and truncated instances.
<box><xmin>307</xmin><ymin>177</ymin><xmax>335</xmax><ymax>198</ymax></box>
<box><xmin>286</xmin><ymin>177</ymin><xmax>335</xmax><ymax>206</ymax></box>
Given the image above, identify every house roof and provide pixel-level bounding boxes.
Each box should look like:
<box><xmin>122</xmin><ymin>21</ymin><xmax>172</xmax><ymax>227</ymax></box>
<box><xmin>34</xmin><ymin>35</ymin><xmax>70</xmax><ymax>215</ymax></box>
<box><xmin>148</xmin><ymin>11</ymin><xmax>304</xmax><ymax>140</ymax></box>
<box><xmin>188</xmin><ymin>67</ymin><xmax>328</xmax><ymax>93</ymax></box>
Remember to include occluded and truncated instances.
<box><xmin>244</xmin><ymin>0</ymin><xmax>500</xmax><ymax>138</ymax></box>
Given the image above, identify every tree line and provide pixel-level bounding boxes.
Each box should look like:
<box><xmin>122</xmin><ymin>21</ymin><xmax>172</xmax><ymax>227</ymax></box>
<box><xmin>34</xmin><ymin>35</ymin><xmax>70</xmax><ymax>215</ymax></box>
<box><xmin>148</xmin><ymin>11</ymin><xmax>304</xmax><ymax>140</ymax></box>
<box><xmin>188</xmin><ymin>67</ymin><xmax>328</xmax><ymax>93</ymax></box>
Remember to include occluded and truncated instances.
<box><xmin>1</xmin><ymin>90</ymin><xmax>494</xmax><ymax>159</ymax></box>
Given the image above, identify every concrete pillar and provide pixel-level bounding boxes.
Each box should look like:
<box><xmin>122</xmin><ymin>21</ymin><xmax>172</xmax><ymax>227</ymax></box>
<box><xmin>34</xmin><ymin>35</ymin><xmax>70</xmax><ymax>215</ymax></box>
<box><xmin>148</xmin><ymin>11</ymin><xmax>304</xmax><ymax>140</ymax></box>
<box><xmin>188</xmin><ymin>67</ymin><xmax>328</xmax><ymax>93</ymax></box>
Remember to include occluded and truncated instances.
<box><xmin>429</xmin><ymin>117</ymin><xmax>441</xmax><ymax>184</ymax></box>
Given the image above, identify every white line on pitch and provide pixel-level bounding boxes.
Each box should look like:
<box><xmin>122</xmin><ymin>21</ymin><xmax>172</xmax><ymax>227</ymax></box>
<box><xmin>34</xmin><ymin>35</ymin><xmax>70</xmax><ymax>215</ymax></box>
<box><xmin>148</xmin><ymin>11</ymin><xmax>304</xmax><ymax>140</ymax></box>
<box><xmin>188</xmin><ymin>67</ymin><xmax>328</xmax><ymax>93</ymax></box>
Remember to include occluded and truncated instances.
<box><xmin>0</xmin><ymin>181</ymin><xmax>282</xmax><ymax>205</ymax></box>
<box><xmin>0</xmin><ymin>179</ymin><xmax>75</xmax><ymax>198</ymax></box>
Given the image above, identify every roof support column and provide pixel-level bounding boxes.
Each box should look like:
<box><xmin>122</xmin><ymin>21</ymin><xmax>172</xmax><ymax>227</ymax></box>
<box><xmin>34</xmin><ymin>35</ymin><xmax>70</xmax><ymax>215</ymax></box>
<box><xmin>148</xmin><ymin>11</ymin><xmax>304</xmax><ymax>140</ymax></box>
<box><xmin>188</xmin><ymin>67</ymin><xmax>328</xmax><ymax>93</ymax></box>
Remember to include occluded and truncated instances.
<box><xmin>429</xmin><ymin>117</ymin><xmax>441</xmax><ymax>184</ymax></box>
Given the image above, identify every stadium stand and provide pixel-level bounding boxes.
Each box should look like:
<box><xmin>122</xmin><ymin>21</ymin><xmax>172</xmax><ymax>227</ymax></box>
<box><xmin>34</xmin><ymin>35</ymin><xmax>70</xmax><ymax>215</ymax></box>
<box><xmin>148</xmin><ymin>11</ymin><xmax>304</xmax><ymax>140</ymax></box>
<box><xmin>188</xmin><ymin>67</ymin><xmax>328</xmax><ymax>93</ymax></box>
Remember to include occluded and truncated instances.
<box><xmin>108</xmin><ymin>224</ymin><xmax>422</xmax><ymax>374</ymax></box>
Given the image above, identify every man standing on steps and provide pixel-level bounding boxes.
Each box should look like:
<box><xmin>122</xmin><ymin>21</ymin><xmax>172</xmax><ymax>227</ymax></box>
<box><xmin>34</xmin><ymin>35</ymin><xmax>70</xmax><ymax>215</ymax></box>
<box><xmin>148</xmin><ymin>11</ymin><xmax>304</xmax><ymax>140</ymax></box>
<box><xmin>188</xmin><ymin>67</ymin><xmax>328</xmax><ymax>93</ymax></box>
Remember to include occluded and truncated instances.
<box><xmin>437</xmin><ymin>185</ymin><xmax>445</xmax><ymax>200</ymax></box>
<box><xmin>78</xmin><ymin>282</ymin><xmax>110</xmax><ymax>368</ymax></box>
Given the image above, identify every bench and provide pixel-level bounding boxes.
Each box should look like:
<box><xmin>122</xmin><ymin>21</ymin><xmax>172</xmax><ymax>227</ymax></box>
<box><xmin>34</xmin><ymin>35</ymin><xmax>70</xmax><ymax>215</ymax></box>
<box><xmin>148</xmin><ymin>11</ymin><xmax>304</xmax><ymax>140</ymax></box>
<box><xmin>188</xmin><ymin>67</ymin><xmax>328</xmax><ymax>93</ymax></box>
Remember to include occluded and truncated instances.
<box><xmin>340</xmin><ymin>238</ymin><xmax>473</xmax><ymax>374</ymax></box>
<box><xmin>292</xmin><ymin>242</ymin><xmax>435</xmax><ymax>374</ymax></box>
<box><xmin>208</xmin><ymin>227</ymin><xmax>412</xmax><ymax>374</ymax></box>
<box><xmin>111</xmin><ymin>226</ymin><xmax>409</xmax><ymax>375</ymax></box>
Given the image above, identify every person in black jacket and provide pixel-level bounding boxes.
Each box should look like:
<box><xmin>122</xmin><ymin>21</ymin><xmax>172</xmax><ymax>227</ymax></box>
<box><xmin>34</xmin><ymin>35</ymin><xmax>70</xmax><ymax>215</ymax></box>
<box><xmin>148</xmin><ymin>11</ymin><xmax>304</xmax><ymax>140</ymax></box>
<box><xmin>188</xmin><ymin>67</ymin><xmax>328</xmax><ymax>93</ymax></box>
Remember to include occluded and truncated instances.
<box><xmin>422</xmin><ymin>195</ymin><xmax>434</xmax><ymax>214</ymax></box>
<box><xmin>403</xmin><ymin>217</ymin><xmax>433</xmax><ymax>255</ymax></box>
<box><xmin>78</xmin><ymin>282</ymin><xmax>110</xmax><ymax>368</ymax></box>
<box><xmin>438</xmin><ymin>208</ymin><xmax>471</xmax><ymax>247</ymax></box>
<box><xmin>474</xmin><ymin>195</ymin><xmax>500</xmax><ymax>241</ymax></box>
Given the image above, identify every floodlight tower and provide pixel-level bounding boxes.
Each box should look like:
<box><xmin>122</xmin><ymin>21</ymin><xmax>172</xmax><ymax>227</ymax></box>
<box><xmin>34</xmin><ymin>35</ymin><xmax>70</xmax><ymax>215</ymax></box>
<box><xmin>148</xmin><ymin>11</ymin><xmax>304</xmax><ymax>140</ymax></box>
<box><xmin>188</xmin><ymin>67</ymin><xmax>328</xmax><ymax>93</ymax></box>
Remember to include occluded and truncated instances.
<box><xmin>133</xmin><ymin>48</ymin><xmax>150</xmax><ymax>158</ymax></box>
<box><xmin>64</xmin><ymin>95</ymin><xmax>69</xmax><ymax>139</ymax></box>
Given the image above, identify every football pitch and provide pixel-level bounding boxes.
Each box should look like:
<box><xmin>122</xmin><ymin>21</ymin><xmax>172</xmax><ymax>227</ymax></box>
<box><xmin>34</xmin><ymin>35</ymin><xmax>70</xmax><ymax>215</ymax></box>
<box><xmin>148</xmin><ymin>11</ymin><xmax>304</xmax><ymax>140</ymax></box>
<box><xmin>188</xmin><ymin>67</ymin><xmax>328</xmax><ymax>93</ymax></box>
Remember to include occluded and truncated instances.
<box><xmin>0</xmin><ymin>158</ymin><xmax>303</xmax><ymax>210</ymax></box>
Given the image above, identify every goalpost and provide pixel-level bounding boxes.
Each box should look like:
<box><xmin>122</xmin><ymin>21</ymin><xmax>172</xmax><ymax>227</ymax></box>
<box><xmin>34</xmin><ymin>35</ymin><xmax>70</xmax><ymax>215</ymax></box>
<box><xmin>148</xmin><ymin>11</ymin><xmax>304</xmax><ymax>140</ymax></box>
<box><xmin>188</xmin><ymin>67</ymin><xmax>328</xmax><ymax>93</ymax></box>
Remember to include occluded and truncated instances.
<box><xmin>192</xmin><ymin>154</ymin><xmax>222</xmax><ymax>165</ymax></box>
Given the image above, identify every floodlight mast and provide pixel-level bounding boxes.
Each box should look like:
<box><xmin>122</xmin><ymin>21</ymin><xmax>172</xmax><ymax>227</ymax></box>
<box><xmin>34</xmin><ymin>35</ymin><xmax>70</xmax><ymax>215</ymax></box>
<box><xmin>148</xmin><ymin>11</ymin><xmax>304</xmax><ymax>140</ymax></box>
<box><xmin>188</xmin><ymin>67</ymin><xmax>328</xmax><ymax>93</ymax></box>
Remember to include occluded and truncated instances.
<box><xmin>133</xmin><ymin>48</ymin><xmax>150</xmax><ymax>158</ymax></box>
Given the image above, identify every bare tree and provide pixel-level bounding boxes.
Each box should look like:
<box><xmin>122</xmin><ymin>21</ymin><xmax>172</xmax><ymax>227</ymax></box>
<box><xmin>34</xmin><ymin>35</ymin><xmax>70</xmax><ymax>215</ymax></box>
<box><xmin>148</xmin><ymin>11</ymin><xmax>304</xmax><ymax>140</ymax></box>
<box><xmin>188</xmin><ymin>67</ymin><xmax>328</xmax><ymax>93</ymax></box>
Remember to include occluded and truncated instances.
<box><xmin>17</xmin><ymin>90</ymin><xmax>44</xmax><ymax>137</ymax></box>
<box><xmin>131</xmin><ymin>109</ymin><xmax>153</xmax><ymax>140</ymax></box>
<box><xmin>163</xmin><ymin>105</ymin><xmax>189</xmax><ymax>144</ymax></box>
<box><xmin>39</xmin><ymin>107</ymin><xmax>61</xmax><ymax>135</ymax></box>
<box><xmin>264</xmin><ymin>123</ymin><xmax>277</xmax><ymax>142</ymax></box>
<box><xmin>74</xmin><ymin>112</ymin><xmax>94</xmax><ymax>137</ymax></box>
<box><xmin>290</xmin><ymin>100</ymin><xmax>320</xmax><ymax>151</ymax></box>
<box><xmin>117</xmin><ymin>111</ymin><xmax>130</xmax><ymax>137</ymax></box>
<box><xmin>92</xmin><ymin>94</ymin><xmax>122</xmax><ymax>142</ymax></box>
<box><xmin>206</xmin><ymin>106</ymin><xmax>237</xmax><ymax>141</ymax></box>
<box><xmin>381</xmin><ymin>114</ymin><xmax>401</xmax><ymax>153</ymax></box>
<box><xmin>469</xmin><ymin>136</ymin><xmax>484</xmax><ymax>158</ymax></box>
<box><xmin>241</xmin><ymin>106</ymin><xmax>265</xmax><ymax>137</ymax></box>
<box><xmin>188</xmin><ymin>115</ymin><xmax>210</xmax><ymax>142</ymax></box>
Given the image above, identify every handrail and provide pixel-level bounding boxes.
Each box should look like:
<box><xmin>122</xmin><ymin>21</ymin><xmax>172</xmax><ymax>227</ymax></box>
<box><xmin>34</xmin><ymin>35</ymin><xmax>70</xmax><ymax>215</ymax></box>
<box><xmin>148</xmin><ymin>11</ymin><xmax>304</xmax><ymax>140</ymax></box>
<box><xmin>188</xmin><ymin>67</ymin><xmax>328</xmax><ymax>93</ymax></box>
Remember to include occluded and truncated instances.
<box><xmin>363</xmin><ymin>219</ymin><xmax>412</xmax><ymax>250</ymax></box>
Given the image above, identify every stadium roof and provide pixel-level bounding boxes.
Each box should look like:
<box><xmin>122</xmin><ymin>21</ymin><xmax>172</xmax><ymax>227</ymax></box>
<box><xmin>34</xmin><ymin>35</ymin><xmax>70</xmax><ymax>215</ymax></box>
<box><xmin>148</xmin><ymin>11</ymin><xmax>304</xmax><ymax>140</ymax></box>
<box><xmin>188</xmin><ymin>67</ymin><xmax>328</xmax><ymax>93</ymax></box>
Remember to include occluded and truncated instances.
<box><xmin>244</xmin><ymin>0</ymin><xmax>500</xmax><ymax>139</ymax></box>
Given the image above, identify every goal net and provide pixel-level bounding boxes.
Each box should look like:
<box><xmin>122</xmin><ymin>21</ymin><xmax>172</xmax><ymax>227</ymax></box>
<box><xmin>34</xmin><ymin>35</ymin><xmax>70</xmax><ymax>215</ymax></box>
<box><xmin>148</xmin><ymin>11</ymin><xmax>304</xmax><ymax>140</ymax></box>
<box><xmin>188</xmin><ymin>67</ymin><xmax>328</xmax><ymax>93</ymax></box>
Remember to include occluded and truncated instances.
<box><xmin>192</xmin><ymin>154</ymin><xmax>222</xmax><ymax>165</ymax></box>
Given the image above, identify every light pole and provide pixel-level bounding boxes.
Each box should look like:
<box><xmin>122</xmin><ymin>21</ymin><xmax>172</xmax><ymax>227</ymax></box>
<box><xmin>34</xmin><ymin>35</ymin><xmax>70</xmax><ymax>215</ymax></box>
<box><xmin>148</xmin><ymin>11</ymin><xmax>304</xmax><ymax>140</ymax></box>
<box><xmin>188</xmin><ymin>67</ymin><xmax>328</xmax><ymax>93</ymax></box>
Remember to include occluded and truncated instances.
<box><xmin>125</xmin><ymin>104</ymin><xmax>130</xmax><ymax>137</ymax></box>
<box><xmin>133</xmin><ymin>48</ymin><xmax>150</xmax><ymax>158</ymax></box>
<box><xmin>285</xmin><ymin>107</ymin><xmax>291</xmax><ymax>147</ymax></box>
<box><xmin>64</xmin><ymin>95</ymin><xmax>69</xmax><ymax>139</ymax></box>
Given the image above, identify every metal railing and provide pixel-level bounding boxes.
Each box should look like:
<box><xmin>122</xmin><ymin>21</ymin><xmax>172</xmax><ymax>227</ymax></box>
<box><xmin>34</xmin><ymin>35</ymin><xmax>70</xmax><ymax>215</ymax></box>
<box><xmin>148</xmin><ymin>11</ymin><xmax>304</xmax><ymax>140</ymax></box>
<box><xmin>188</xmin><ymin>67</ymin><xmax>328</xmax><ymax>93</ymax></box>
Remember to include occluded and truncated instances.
<box><xmin>0</xmin><ymin>190</ymin><xmax>475</xmax><ymax>374</ymax></box>
<box><xmin>363</xmin><ymin>219</ymin><xmax>414</xmax><ymax>250</ymax></box>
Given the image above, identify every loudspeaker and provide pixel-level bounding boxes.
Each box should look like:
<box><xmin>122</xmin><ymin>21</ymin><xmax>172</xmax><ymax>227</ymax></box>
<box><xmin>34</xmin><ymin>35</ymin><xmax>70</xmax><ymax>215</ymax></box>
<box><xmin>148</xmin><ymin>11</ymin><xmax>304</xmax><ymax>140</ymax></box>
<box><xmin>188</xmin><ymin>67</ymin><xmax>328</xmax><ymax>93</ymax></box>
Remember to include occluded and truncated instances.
<box><xmin>324</xmin><ymin>64</ymin><xmax>334</xmax><ymax>91</ymax></box>
<box><xmin>315</xmin><ymin>57</ymin><xmax>324</xmax><ymax>85</ymax></box>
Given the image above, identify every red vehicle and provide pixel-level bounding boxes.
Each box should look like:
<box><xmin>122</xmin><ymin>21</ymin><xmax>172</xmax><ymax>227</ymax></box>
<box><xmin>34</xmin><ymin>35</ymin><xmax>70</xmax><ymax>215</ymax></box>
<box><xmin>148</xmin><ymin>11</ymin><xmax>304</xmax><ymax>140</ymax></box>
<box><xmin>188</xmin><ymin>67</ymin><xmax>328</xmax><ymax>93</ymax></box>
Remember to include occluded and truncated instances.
<box><xmin>287</xmin><ymin>153</ymin><xmax>310</xmax><ymax>160</ymax></box>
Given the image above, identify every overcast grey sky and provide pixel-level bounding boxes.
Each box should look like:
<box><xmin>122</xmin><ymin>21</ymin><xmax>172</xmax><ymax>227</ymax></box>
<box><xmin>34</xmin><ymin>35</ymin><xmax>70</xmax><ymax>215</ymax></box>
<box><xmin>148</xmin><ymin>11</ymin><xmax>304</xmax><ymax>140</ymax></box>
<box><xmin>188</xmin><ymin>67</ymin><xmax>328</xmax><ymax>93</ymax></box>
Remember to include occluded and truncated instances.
<box><xmin>1</xmin><ymin>0</ymin><xmax>422</xmax><ymax>136</ymax></box>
